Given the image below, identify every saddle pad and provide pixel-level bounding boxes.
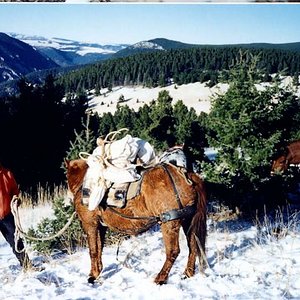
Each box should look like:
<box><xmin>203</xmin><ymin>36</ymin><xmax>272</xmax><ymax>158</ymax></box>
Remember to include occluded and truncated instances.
<box><xmin>127</xmin><ymin>178</ymin><xmax>142</xmax><ymax>200</ymax></box>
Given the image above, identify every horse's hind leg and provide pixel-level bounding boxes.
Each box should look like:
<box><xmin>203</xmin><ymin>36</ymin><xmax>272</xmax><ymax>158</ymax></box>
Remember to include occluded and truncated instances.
<box><xmin>182</xmin><ymin>211</ymin><xmax>207</xmax><ymax>278</ymax></box>
<box><xmin>154</xmin><ymin>221</ymin><xmax>180</xmax><ymax>285</ymax></box>
<box><xmin>181</xmin><ymin>218</ymin><xmax>197</xmax><ymax>278</ymax></box>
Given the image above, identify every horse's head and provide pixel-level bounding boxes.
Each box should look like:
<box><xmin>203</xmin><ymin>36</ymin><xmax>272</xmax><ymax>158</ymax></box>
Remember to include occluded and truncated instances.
<box><xmin>271</xmin><ymin>144</ymin><xmax>291</xmax><ymax>175</ymax></box>
<box><xmin>65</xmin><ymin>159</ymin><xmax>88</xmax><ymax>196</ymax></box>
<box><xmin>271</xmin><ymin>154</ymin><xmax>288</xmax><ymax>175</ymax></box>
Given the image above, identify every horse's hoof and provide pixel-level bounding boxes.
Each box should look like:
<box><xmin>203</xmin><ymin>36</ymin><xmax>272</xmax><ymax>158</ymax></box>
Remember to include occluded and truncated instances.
<box><xmin>181</xmin><ymin>273</ymin><xmax>193</xmax><ymax>280</ymax></box>
<box><xmin>88</xmin><ymin>276</ymin><xmax>96</xmax><ymax>284</ymax></box>
<box><xmin>182</xmin><ymin>269</ymin><xmax>194</xmax><ymax>279</ymax></box>
<box><xmin>154</xmin><ymin>277</ymin><xmax>167</xmax><ymax>285</ymax></box>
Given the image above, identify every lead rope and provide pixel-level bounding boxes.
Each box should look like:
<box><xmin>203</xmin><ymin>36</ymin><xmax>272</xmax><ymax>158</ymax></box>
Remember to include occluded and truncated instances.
<box><xmin>11</xmin><ymin>195</ymin><xmax>77</xmax><ymax>253</ymax></box>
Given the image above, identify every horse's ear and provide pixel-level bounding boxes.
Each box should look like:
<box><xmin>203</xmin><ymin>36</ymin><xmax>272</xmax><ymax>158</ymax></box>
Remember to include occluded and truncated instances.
<box><xmin>64</xmin><ymin>158</ymin><xmax>70</xmax><ymax>168</ymax></box>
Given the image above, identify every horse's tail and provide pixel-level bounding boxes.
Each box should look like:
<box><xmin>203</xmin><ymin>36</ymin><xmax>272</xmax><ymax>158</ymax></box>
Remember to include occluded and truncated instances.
<box><xmin>189</xmin><ymin>173</ymin><xmax>207</xmax><ymax>270</ymax></box>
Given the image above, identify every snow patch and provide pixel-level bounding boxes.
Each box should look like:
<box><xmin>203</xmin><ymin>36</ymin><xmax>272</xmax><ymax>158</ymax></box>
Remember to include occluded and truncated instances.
<box><xmin>132</xmin><ymin>41</ymin><xmax>164</xmax><ymax>50</ymax></box>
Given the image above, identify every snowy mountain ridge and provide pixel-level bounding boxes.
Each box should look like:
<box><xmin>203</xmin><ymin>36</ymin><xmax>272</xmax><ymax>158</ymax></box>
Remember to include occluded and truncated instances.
<box><xmin>8</xmin><ymin>33</ymin><xmax>129</xmax><ymax>56</ymax></box>
<box><xmin>0</xmin><ymin>32</ymin><xmax>58</xmax><ymax>83</ymax></box>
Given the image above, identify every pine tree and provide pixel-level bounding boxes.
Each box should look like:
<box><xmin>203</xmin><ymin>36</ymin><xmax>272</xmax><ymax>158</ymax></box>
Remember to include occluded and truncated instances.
<box><xmin>65</xmin><ymin>113</ymin><xmax>96</xmax><ymax>161</ymax></box>
<box><xmin>203</xmin><ymin>52</ymin><xmax>300</xmax><ymax>210</ymax></box>
<box><xmin>27</xmin><ymin>197</ymin><xmax>86</xmax><ymax>255</ymax></box>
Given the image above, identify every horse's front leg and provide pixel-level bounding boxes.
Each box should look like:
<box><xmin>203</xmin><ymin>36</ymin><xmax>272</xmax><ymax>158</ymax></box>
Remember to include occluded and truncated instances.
<box><xmin>154</xmin><ymin>221</ymin><xmax>181</xmax><ymax>285</ymax></box>
<box><xmin>82</xmin><ymin>221</ymin><xmax>105</xmax><ymax>284</ymax></box>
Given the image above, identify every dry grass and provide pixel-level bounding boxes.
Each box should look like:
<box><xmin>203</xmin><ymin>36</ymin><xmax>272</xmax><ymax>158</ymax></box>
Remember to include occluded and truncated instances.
<box><xmin>208</xmin><ymin>202</ymin><xmax>241</xmax><ymax>223</ymax></box>
<box><xmin>255</xmin><ymin>206</ymin><xmax>300</xmax><ymax>244</ymax></box>
<box><xmin>20</xmin><ymin>184</ymin><xmax>67</xmax><ymax>207</ymax></box>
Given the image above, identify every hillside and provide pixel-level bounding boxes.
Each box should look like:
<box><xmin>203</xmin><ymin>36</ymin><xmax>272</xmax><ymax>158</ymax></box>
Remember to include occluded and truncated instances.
<box><xmin>114</xmin><ymin>38</ymin><xmax>300</xmax><ymax>58</ymax></box>
<box><xmin>88</xmin><ymin>82</ymin><xmax>228</xmax><ymax>116</ymax></box>
<box><xmin>58</xmin><ymin>45</ymin><xmax>300</xmax><ymax>94</ymax></box>
<box><xmin>0</xmin><ymin>33</ymin><xmax>58</xmax><ymax>83</ymax></box>
<box><xmin>87</xmin><ymin>76</ymin><xmax>300</xmax><ymax>116</ymax></box>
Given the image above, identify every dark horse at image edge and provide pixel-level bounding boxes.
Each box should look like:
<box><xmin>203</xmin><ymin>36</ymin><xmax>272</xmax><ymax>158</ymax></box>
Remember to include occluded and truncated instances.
<box><xmin>65</xmin><ymin>159</ymin><xmax>207</xmax><ymax>284</ymax></box>
<box><xmin>271</xmin><ymin>140</ymin><xmax>300</xmax><ymax>174</ymax></box>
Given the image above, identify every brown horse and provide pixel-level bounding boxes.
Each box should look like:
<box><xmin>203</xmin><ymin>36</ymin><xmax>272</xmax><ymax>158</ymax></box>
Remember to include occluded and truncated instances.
<box><xmin>271</xmin><ymin>140</ymin><xmax>300</xmax><ymax>174</ymax></box>
<box><xmin>65</xmin><ymin>159</ymin><xmax>207</xmax><ymax>285</ymax></box>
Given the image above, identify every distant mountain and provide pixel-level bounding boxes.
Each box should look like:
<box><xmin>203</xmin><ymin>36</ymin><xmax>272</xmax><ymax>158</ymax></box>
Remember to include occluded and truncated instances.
<box><xmin>8</xmin><ymin>33</ymin><xmax>129</xmax><ymax>67</ymax></box>
<box><xmin>114</xmin><ymin>38</ymin><xmax>300</xmax><ymax>58</ymax></box>
<box><xmin>114</xmin><ymin>38</ymin><xmax>198</xmax><ymax>58</ymax></box>
<box><xmin>0</xmin><ymin>32</ymin><xmax>58</xmax><ymax>83</ymax></box>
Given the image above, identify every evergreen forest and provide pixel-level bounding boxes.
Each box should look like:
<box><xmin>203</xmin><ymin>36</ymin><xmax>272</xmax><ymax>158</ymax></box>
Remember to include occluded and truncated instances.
<box><xmin>58</xmin><ymin>46</ymin><xmax>300</xmax><ymax>93</ymax></box>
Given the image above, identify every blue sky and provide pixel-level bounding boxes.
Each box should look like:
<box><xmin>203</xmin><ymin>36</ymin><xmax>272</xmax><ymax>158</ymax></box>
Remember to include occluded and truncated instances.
<box><xmin>0</xmin><ymin>4</ymin><xmax>300</xmax><ymax>45</ymax></box>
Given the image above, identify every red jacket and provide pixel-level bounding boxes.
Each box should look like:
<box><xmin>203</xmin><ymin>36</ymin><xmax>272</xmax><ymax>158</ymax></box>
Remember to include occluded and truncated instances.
<box><xmin>0</xmin><ymin>167</ymin><xmax>19</xmax><ymax>219</ymax></box>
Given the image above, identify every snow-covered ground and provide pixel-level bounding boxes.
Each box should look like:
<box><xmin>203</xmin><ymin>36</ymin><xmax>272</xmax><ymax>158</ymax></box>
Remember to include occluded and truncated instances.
<box><xmin>1</xmin><ymin>202</ymin><xmax>300</xmax><ymax>299</ymax></box>
<box><xmin>88</xmin><ymin>82</ymin><xmax>228</xmax><ymax>115</ymax></box>
<box><xmin>88</xmin><ymin>77</ymin><xmax>300</xmax><ymax>116</ymax></box>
